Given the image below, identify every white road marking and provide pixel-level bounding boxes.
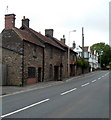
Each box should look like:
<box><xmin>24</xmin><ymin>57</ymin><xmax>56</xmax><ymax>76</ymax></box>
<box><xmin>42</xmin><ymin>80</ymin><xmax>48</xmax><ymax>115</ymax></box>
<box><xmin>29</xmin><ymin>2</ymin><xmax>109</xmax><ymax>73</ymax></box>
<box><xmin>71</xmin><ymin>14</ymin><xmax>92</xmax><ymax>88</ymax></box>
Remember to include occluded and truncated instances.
<box><xmin>81</xmin><ymin>83</ymin><xmax>89</xmax><ymax>87</ymax></box>
<box><xmin>61</xmin><ymin>88</ymin><xmax>77</xmax><ymax>95</ymax></box>
<box><xmin>102</xmin><ymin>76</ymin><xmax>104</xmax><ymax>78</ymax></box>
<box><xmin>92</xmin><ymin>80</ymin><xmax>96</xmax><ymax>83</ymax></box>
<box><xmin>1</xmin><ymin>98</ymin><xmax>50</xmax><ymax>118</ymax></box>
<box><xmin>98</xmin><ymin>77</ymin><xmax>101</xmax><ymax>80</ymax></box>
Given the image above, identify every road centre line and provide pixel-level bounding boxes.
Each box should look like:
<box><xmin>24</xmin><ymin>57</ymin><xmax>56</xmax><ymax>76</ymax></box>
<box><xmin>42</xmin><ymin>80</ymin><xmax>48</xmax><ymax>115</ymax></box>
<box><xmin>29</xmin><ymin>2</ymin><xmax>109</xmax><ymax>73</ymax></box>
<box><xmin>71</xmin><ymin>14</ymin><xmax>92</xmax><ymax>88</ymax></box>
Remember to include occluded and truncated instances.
<box><xmin>1</xmin><ymin>98</ymin><xmax>50</xmax><ymax>118</ymax></box>
<box><xmin>81</xmin><ymin>82</ymin><xmax>89</xmax><ymax>87</ymax></box>
<box><xmin>98</xmin><ymin>77</ymin><xmax>101</xmax><ymax>80</ymax></box>
<box><xmin>92</xmin><ymin>80</ymin><xmax>97</xmax><ymax>83</ymax></box>
<box><xmin>61</xmin><ymin>88</ymin><xmax>77</xmax><ymax>95</ymax></box>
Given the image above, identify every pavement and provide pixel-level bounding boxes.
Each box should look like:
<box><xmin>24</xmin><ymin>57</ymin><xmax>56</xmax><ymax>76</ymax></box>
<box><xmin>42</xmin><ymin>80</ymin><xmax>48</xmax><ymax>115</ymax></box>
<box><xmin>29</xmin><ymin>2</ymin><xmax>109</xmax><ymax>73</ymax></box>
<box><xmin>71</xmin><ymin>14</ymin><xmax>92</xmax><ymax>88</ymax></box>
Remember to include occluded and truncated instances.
<box><xmin>0</xmin><ymin>71</ymin><xmax>105</xmax><ymax>96</ymax></box>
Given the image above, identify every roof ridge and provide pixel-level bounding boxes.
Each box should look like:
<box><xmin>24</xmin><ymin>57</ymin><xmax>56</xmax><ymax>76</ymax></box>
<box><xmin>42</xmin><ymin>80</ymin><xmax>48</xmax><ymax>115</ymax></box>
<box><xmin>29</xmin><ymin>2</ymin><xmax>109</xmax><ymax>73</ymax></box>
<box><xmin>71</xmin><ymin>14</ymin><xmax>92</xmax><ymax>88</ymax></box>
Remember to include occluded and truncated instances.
<box><xmin>13</xmin><ymin>27</ymin><xmax>44</xmax><ymax>47</ymax></box>
<box><xmin>29</xmin><ymin>28</ymin><xmax>65</xmax><ymax>51</ymax></box>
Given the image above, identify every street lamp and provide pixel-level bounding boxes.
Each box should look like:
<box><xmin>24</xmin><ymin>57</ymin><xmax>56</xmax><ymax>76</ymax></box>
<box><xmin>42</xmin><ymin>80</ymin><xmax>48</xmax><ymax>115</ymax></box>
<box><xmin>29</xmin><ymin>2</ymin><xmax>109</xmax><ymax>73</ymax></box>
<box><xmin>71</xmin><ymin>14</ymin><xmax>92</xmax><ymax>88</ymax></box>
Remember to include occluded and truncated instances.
<box><xmin>68</xmin><ymin>30</ymin><xmax>76</xmax><ymax>77</ymax></box>
<box><xmin>100</xmin><ymin>51</ymin><xmax>103</xmax><ymax>69</ymax></box>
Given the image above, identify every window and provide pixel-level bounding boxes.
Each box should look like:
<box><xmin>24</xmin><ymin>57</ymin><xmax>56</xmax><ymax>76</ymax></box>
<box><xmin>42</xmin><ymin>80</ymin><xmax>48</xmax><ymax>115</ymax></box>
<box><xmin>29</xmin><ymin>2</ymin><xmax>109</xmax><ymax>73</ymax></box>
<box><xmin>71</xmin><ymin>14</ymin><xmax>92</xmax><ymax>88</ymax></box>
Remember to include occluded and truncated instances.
<box><xmin>28</xmin><ymin>67</ymin><xmax>36</xmax><ymax>78</ymax></box>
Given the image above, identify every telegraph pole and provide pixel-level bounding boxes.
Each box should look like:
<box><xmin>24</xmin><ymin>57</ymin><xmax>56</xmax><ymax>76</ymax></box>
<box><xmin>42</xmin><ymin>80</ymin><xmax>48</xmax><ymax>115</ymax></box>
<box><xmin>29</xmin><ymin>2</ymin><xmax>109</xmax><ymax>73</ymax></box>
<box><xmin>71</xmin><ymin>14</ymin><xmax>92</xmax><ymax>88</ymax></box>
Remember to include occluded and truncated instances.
<box><xmin>82</xmin><ymin>27</ymin><xmax>84</xmax><ymax>58</ymax></box>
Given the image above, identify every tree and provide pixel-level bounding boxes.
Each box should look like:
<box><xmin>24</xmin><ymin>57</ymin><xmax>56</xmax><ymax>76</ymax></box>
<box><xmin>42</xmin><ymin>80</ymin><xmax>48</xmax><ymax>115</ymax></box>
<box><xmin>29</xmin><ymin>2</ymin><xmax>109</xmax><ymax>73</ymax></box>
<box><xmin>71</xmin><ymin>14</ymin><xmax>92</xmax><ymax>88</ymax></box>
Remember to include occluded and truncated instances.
<box><xmin>90</xmin><ymin>42</ymin><xmax>111</xmax><ymax>68</ymax></box>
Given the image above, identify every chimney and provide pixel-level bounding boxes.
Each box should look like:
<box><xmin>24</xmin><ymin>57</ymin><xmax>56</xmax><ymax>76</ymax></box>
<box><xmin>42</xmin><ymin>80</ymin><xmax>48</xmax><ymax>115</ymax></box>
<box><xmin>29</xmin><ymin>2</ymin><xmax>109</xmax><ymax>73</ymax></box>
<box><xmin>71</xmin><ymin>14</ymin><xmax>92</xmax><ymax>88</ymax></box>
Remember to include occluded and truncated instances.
<box><xmin>22</xmin><ymin>16</ymin><xmax>30</xmax><ymax>28</ymax></box>
<box><xmin>60</xmin><ymin>35</ymin><xmax>66</xmax><ymax>44</ymax></box>
<box><xmin>5</xmin><ymin>14</ymin><xmax>16</xmax><ymax>30</ymax></box>
<box><xmin>72</xmin><ymin>41</ymin><xmax>76</xmax><ymax>49</ymax></box>
<box><xmin>45</xmin><ymin>29</ymin><xmax>53</xmax><ymax>37</ymax></box>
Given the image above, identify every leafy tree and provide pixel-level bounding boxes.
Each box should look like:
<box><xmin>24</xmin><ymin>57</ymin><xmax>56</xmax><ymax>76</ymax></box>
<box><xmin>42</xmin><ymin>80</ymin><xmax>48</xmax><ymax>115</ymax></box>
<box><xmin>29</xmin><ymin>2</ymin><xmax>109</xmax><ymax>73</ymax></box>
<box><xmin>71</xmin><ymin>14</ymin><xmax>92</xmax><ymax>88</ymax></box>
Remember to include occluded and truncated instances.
<box><xmin>90</xmin><ymin>42</ymin><xmax>111</xmax><ymax>68</ymax></box>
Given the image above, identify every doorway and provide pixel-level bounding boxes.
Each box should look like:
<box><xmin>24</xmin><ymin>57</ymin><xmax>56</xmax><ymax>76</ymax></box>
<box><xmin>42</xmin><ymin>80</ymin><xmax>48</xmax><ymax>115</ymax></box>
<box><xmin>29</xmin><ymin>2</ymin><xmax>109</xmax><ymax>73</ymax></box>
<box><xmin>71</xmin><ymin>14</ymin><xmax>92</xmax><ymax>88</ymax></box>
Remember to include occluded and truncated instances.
<box><xmin>38</xmin><ymin>67</ymin><xmax>41</xmax><ymax>82</ymax></box>
<box><xmin>54</xmin><ymin>66</ymin><xmax>59</xmax><ymax>81</ymax></box>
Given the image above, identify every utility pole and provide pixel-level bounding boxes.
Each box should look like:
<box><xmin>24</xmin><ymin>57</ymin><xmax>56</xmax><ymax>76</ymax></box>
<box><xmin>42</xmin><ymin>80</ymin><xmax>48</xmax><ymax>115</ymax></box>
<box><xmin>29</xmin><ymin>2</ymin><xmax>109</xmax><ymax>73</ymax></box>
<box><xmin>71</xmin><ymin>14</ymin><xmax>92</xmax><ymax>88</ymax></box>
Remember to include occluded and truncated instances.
<box><xmin>82</xmin><ymin>27</ymin><xmax>84</xmax><ymax>58</ymax></box>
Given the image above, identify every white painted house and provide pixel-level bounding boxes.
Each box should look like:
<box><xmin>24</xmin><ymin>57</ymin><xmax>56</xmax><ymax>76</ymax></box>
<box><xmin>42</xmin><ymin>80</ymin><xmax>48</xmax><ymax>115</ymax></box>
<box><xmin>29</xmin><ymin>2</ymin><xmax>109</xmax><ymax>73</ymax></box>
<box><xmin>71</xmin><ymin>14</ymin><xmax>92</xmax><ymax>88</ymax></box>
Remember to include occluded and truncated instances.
<box><xmin>74</xmin><ymin>46</ymin><xmax>99</xmax><ymax>71</ymax></box>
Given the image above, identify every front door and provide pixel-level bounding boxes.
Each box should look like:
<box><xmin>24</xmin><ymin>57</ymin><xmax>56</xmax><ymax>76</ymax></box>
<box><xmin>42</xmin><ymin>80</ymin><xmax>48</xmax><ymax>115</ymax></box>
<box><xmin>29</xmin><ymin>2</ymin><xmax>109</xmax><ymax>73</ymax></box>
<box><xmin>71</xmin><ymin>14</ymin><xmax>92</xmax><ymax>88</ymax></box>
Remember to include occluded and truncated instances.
<box><xmin>38</xmin><ymin>67</ymin><xmax>41</xmax><ymax>82</ymax></box>
<box><xmin>54</xmin><ymin>66</ymin><xmax>59</xmax><ymax>81</ymax></box>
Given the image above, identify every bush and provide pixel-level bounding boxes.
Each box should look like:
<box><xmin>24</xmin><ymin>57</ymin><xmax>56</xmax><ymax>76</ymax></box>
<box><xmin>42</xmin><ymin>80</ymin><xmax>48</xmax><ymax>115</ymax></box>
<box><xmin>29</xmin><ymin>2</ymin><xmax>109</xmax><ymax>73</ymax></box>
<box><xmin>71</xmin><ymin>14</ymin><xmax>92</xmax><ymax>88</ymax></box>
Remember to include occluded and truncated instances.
<box><xmin>77</xmin><ymin>58</ymin><xmax>90</xmax><ymax>68</ymax></box>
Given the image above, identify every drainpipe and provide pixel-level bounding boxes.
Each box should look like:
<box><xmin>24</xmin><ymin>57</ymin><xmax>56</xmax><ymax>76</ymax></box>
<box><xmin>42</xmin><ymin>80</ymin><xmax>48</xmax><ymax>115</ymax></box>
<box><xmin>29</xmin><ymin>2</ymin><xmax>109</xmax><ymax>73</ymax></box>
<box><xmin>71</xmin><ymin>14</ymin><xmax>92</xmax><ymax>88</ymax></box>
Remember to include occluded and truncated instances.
<box><xmin>22</xmin><ymin>40</ymin><xmax>24</xmax><ymax>86</ymax></box>
<box><xmin>42</xmin><ymin>47</ymin><xmax>45</xmax><ymax>82</ymax></box>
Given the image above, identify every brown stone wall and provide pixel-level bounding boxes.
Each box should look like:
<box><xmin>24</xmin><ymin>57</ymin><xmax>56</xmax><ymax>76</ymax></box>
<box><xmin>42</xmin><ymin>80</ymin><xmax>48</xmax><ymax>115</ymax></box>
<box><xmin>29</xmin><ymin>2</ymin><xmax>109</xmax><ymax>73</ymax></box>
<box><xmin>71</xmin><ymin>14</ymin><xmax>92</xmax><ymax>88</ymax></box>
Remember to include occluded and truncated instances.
<box><xmin>44</xmin><ymin>44</ymin><xmax>65</xmax><ymax>81</ymax></box>
<box><xmin>2</xmin><ymin>29</ymin><xmax>23</xmax><ymax>85</ymax></box>
<box><xmin>62</xmin><ymin>50</ymin><xmax>68</xmax><ymax>78</ymax></box>
<box><xmin>23</xmin><ymin>41</ymin><xmax>43</xmax><ymax>84</ymax></box>
<box><xmin>2</xmin><ymin>48</ymin><xmax>22</xmax><ymax>85</ymax></box>
<box><xmin>84</xmin><ymin>67</ymin><xmax>90</xmax><ymax>74</ymax></box>
<box><xmin>2</xmin><ymin>29</ymin><xmax>23</xmax><ymax>54</ymax></box>
<box><xmin>76</xmin><ymin>66</ymin><xmax>82</xmax><ymax>76</ymax></box>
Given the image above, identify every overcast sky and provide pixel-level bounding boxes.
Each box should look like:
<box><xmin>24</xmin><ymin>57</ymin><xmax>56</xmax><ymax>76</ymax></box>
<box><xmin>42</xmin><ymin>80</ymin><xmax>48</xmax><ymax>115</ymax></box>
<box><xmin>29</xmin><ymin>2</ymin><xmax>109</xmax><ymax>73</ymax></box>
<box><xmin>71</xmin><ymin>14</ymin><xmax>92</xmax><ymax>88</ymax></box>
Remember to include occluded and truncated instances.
<box><xmin>0</xmin><ymin>0</ymin><xmax>110</xmax><ymax>47</ymax></box>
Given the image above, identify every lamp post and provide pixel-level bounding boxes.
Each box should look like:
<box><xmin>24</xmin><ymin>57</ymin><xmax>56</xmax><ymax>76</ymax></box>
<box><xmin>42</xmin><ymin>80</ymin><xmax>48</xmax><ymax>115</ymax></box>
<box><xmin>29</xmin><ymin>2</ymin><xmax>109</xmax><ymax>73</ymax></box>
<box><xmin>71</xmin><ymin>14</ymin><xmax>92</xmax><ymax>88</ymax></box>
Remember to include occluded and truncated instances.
<box><xmin>68</xmin><ymin>30</ymin><xmax>76</xmax><ymax>77</ymax></box>
<box><xmin>100</xmin><ymin>51</ymin><xmax>103</xmax><ymax>69</ymax></box>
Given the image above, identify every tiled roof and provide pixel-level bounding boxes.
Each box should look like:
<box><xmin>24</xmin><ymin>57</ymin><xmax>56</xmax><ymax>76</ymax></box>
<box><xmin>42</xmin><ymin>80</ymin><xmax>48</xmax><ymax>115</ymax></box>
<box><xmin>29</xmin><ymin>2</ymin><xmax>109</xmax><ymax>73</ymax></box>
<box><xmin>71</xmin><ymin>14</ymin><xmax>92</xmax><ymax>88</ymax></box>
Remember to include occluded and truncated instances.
<box><xmin>54</xmin><ymin>38</ymin><xmax>68</xmax><ymax>48</ymax></box>
<box><xmin>29</xmin><ymin>28</ymin><xmax>65</xmax><ymax>51</ymax></box>
<box><xmin>51</xmin><ymin>37</ymin><xmax>77</xmax><ymax>54</ymax></box>
<box><xmin>13</xmin><ymin>27</ymin><xmax>44</xmax><ymax>47</ymax></box>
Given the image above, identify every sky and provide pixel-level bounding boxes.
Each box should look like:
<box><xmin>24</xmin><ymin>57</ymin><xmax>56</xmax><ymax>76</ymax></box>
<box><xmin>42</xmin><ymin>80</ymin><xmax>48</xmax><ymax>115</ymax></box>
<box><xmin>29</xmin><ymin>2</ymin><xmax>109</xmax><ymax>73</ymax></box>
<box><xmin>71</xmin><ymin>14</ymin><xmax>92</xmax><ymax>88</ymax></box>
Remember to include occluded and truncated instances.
<box><xmin>0</xmin><ymin>0</ymin><xmax>110</xmax><ymax>47</ymax></box>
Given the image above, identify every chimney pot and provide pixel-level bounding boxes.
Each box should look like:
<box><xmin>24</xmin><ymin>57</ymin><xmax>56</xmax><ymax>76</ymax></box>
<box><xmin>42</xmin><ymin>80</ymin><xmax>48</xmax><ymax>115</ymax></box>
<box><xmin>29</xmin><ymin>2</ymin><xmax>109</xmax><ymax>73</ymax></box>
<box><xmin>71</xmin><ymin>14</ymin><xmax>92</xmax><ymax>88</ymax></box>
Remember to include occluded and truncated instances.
<box><xmin>72</xmin><ymin>41</ymin><xmax>76</xmax><ymax>49</ymax></box>
<box><xmin>23</xmin><ymin>16</ymin><xmax>25</xmax><ymax>19</ymax></box>
<box><xmin>61</xmin><ymin>35</ymin><xmax>66</xmax><ymax>44</ymax></box>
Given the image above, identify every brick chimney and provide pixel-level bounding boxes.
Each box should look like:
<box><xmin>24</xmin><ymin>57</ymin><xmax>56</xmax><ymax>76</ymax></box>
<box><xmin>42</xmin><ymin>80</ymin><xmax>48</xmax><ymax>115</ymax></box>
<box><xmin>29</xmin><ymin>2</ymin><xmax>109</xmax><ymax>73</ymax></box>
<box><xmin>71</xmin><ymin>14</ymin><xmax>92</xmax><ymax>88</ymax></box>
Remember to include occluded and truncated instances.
<box><xmin>60</xmin><ymin>35</ymin><xmax>66</xmax><ymax>44</ymax></box>
<box><xmin>45</xmin><ymin>29</ymin><xmax>53</xmax><ymax>37</ymax></box>
<box><xmin>5</xmin><ymin>14</ymin><xmax>16</xmax><ymax>30</ymax></box>
<box><xmin>22</xmin><ymin>16</ymin><xmax>30</xmax><ymax>28</ymax></box>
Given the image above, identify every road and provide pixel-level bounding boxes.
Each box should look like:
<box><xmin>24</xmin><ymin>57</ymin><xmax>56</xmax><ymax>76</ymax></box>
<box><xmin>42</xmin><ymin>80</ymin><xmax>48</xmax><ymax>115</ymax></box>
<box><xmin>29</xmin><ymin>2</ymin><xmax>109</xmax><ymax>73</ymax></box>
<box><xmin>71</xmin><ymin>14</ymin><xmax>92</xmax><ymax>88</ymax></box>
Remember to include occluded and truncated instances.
<box><xmin>1</xmin><ymin>70</ymin><xmax>110</xmax><ymax>119</ymax></box>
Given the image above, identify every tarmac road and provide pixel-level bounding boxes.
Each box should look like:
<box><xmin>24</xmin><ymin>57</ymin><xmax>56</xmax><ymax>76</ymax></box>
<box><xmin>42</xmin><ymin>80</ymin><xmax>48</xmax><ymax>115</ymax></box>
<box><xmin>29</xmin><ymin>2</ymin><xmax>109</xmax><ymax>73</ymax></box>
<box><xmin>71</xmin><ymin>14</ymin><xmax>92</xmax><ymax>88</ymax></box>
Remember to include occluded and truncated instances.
<box><xmin>1</xmin><ymin>70</ymin><xmax>109</xmax><ymax>119</ymax></box>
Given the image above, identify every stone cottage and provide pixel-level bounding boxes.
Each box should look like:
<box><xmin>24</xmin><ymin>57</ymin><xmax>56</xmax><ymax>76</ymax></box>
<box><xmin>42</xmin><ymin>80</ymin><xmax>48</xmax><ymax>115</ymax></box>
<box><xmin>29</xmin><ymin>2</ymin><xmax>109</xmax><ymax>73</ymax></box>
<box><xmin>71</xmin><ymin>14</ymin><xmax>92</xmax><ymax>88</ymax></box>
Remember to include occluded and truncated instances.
<box><xmin>1</xmin><ymin>14</ymin><xmax>77</xmax><ymax>86</ymax></box>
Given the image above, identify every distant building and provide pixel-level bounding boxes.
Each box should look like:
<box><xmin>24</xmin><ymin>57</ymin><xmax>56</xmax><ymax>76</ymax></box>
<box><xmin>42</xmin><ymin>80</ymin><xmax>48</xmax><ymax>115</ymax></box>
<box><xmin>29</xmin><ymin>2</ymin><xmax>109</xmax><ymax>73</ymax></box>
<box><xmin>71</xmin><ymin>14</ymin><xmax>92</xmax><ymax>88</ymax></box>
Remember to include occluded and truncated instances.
<box><xmin>74</xmin><ymin>46</ymin><xmax>99</xmax><ymax>71</ymax></box>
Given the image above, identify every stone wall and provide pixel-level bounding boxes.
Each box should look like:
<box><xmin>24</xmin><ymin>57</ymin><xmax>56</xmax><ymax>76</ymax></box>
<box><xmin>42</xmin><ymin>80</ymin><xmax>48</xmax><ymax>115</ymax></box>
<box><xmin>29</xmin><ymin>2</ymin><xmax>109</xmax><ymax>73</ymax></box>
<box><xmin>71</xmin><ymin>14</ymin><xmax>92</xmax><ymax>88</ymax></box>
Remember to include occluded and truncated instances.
<box><xmin>2</xmin><ymin>48</ymin><xmax>22</xmax><ymax>85</ymax></box>
<box><xmin>44</xmin><ymin>44</ymin><xmax>65</xmax><ymax>81</ymax></box>
<box><xmin>2</xmin><ymin>29</ymin><xmax>23</xmax><ymax>53</ymax></box>
<box><xmin>62</xmin><ymin>50</ymin><xmax>68</xmax><ymax>78</ymax></box>
<box><xmin>2</xmin><ymin>29</ymin><xmax>23</xmax><ymax>85</ymax></box>
<box><xmin>23</xmin><ymin>41</ymin><xmax>43</xmax><ymax>84</ymax></box>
